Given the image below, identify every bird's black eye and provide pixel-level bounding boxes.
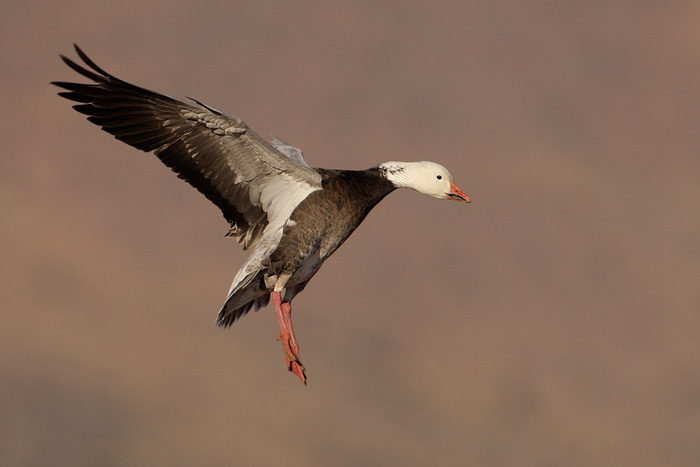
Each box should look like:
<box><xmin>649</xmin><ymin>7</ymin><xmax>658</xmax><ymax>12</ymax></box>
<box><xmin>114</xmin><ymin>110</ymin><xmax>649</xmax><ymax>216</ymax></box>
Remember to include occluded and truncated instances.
<box><xmin>436</xmin><ymin>175</ymin><xmax>442</xmax><ymax>180</ymax></box>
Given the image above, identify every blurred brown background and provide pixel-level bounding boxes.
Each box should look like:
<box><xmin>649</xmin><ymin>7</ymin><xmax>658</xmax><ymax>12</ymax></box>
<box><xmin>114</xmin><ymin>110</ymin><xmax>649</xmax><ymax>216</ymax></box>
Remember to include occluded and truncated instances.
<box><xmin>2</xmin><ymin>1</ymin><xmax>699</xmax><ymax>465</ymax></box>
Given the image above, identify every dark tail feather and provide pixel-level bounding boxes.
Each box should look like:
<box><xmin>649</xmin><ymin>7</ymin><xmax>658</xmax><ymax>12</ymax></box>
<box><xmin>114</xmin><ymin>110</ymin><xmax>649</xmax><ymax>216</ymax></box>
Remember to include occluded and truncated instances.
<box><xmin>216</xmin><ymin>293</ymin><xmax>269</xmax><ymax>328</ymax></box>
<box><xmin>216</xmin><ymin>272</ymin><xmax>269</xmax><ymax>327</ymax></box>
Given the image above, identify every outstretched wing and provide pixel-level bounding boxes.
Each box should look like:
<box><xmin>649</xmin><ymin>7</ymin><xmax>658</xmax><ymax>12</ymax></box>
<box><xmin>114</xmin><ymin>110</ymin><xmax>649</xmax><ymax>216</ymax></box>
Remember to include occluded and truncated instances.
<box><xmin>52</xmin><ymin>44</ymin><xmax>322</xmax><ymax>249</ymax></box>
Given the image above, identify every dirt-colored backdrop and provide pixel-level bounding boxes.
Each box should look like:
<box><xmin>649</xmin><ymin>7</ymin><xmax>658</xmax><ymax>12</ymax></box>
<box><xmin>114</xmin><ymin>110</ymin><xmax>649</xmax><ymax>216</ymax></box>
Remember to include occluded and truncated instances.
<box><xmin>2</xmin><ymin>1</ymin><xmax>699</xmax><ymax>465</ymax></box>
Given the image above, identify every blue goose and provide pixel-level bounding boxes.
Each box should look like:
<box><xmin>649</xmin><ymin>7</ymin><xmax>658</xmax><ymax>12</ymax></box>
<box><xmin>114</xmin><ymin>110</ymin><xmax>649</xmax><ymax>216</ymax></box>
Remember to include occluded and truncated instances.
<box><xmin>53</xmin><ymin>45</ymin><xmax>470</xmax><ymax>384</ymax></box>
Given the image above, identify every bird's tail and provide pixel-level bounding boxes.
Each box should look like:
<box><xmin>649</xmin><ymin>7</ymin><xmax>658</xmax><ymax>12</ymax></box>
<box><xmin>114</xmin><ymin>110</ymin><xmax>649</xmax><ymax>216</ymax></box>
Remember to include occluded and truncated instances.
<box><xmin>216</xmin><ymin>271</ymin><xmax>269</xmax><ymax>328</ymax></box>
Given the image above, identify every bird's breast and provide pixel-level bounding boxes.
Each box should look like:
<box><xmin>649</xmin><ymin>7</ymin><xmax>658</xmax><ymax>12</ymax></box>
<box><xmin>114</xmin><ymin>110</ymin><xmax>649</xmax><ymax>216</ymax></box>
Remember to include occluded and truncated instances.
<box><xmin>268</xmin><ymin>171</ymin><xmax>395</xmax><ymax>275</ymax></box>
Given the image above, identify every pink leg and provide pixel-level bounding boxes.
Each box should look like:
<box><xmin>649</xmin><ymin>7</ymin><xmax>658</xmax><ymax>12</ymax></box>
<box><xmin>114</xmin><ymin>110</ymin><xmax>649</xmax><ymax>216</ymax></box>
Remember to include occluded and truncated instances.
<box><xmin>272</xmin><ymin>291</ymin><xmax>306</xmax><ymax>384</ymax></box>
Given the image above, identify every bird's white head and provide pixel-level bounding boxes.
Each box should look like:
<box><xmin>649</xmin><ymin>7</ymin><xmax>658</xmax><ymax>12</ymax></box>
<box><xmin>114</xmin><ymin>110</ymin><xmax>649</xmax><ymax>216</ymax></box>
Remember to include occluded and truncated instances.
<box><xmin>378</xmin><ymin>161</ymin><xmax>470</xmax><ymax>202</ymax></box>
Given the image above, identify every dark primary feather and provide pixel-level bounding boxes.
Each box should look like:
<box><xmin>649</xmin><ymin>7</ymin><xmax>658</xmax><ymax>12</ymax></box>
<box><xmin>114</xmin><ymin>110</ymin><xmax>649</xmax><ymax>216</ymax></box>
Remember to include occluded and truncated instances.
<box><xmin>52</xmin><ymin>44</ymin><xmax>321</xmax><ymax>249</ymax></box>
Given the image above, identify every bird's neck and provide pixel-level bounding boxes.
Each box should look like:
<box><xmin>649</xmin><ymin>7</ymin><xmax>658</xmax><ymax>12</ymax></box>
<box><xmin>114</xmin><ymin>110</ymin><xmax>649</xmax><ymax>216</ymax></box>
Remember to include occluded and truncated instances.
<box><xmin>375</xmin><ymin>161</ymin><xmax>416</xmax><ymax>189</ymax></box>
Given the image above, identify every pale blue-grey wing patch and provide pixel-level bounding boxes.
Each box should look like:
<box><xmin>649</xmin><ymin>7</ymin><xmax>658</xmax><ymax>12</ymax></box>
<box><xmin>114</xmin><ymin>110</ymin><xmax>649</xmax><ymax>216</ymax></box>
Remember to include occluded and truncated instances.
<box><xmin>270</xmin><ymin>135</ymin><xmax>312</xmax><ymax>169</ymax></box>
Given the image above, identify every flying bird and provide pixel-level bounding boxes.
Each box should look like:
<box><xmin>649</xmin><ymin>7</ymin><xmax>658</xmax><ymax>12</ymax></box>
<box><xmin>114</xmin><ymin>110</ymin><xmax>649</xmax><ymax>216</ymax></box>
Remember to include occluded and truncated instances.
<box><xmin>52</xmin><ymin>45</ymin><xmax>470</xmax><ymax>384</ymax></box>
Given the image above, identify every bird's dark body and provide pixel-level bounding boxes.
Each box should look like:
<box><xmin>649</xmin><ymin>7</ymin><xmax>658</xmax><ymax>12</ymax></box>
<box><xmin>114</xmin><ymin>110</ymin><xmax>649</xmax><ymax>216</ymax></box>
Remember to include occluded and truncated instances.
<box><xmin>216</xmin><ymin>169</ymin><xmax>396</xmax><ymax>326</ymax></box>
<box><xmin>269</xmin><ymin>168</ymin><xmax>396</xmax><ymax>276</ymax></box>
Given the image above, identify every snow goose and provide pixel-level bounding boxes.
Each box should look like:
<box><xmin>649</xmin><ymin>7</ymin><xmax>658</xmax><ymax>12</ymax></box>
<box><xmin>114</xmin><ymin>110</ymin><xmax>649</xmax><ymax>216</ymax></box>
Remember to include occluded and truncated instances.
<box><xmin>52</xmin><ymin>45</ymin><xmax>470</xmax><ymax>384</ymax></box>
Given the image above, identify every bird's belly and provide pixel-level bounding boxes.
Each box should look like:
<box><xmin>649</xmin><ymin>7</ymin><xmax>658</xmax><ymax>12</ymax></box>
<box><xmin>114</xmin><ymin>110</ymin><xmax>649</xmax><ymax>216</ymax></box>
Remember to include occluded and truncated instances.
<box><xmin>286</xmin><ymin>248</ymin><xmax>324</xmax><ymax>288</ymax></box>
